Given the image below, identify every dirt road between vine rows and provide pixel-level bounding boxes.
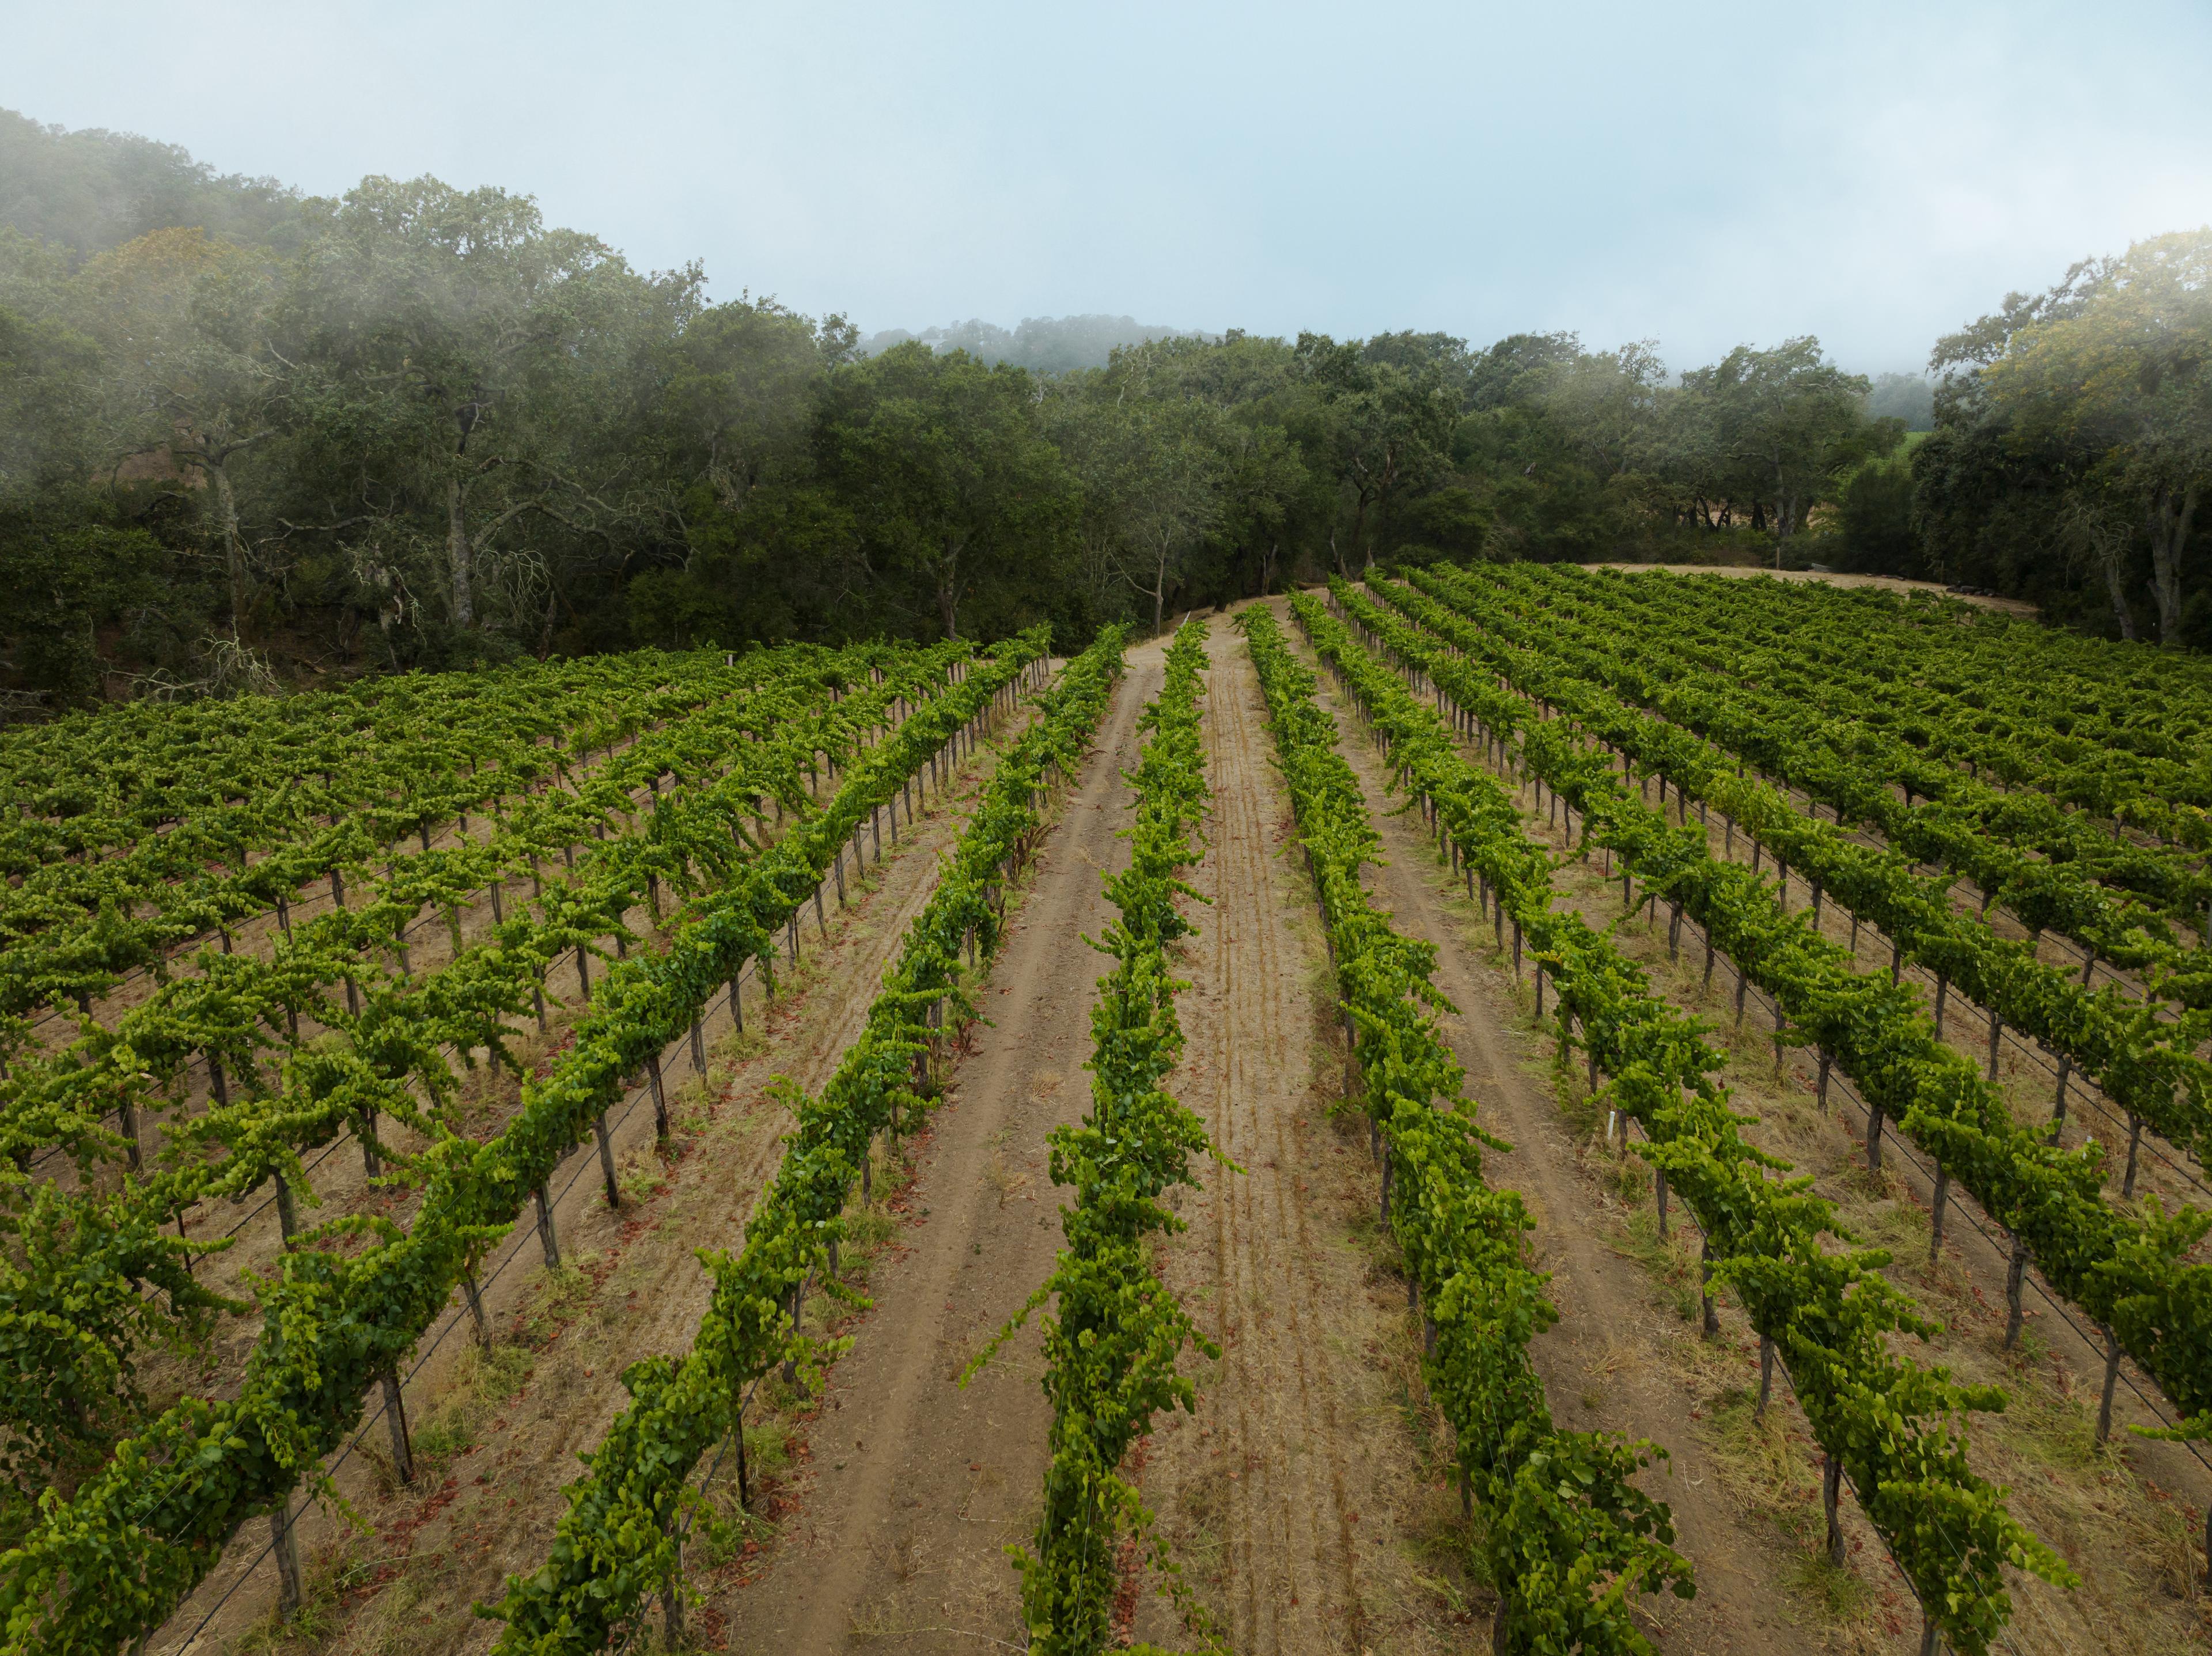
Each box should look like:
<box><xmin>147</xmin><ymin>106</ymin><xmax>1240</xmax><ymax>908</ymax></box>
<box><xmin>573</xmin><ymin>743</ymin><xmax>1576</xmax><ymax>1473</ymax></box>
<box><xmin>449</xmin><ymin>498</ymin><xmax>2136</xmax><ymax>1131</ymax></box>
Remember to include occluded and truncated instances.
<box><xmin>1275</xmin><ymin>598</ymin><xmax>1813</xmax><ymax>1655</ymax></box>
<box><xmin>163</xmin><ymin>681</ymin><xmax>1041</xmax><ymax>1656</ymax></box>
<box><xmin>1134</xmin><ymin>616</ymin><xmax>1469</xmax><ymax>1655</ymax></box>
<box><xmin>709</xmin><ymin>633</ymin><xmax>1167</xmax><ymax>1654</ymax></box>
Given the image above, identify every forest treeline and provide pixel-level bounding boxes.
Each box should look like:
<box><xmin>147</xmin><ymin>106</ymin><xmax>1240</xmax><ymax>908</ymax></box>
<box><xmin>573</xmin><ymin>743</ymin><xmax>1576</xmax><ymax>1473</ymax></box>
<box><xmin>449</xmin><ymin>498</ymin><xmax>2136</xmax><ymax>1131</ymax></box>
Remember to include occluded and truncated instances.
<box><xmin>2</xmin><ymin>108</ymin><xmax>2207</xmax><ymax>712</ymax></box>
<box><xmin>856</xmin><ymin>313</ymin><xmax>1190</xmax><ymax>373</ymax></box>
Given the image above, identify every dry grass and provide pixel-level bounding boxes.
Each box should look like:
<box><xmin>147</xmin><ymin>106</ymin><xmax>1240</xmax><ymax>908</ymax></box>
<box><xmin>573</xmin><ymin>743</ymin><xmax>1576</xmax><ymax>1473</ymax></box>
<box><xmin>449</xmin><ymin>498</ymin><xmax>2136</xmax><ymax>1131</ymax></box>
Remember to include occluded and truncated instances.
<box><xmin>1532</xmin><ymin>849</ymin><xmax>2212</xmax><ymax>1654</ymax></box>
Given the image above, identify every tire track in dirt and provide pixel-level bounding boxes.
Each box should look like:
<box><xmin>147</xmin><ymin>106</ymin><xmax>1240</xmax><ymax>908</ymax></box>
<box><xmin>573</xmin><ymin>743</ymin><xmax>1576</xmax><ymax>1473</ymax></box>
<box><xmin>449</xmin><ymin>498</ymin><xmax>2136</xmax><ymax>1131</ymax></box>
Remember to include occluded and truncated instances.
<box><xmin>1279</xmin><ymin>600</ymin><xmax>1804</xmax><ymax>1656</ymax></box>
<box><xmin>1138</xmin><ymin>619</ymin><xmax>1470</xmax><ymax>1656</ymax></box>
<box><xmin>1189</xmin><ymin>622</ymin><xmax>1365</xmax><ymax>1653</ymax></box>
<box><xmin>711</xmin><ymin>639</ymin><xmax>1167</xmax><ymax>1655</ymax></box>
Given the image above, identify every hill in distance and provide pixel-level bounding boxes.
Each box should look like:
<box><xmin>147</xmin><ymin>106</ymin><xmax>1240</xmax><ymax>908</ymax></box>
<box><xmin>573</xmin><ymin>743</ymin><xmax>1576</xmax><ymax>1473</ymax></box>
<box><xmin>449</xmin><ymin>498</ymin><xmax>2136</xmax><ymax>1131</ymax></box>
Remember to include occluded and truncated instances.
<box><xmin>0</xmin><ymin>107</ymin><xmax>306</xmax><ymax>257</ymax></box>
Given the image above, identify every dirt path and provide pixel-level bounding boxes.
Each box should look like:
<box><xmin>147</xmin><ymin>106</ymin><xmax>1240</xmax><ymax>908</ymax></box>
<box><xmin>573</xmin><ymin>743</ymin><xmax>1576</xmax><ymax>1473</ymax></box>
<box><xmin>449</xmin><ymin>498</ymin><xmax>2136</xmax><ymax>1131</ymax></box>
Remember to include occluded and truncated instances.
<box><xmin>1296</xmin><ymin>598</ymin><xmax>2212</xmax><ymax>1653</ymax></box>
<box><xmin>707</xmin><ymin>636</ymin><xmax>1168</xmax><ymax>1654</ymax></box>
<box><xmin>1272</xmin><ymin>598</ymin><xmax>1810</xmax><ymax>1655</ymax></box>
<box><xmin>1134</xmin><ymin>619</ymin><xmax>1469</xmax><ymax>1654</ymax></box>
<box><xmin>165</xmin><ymin>687</ymin><xmax>1036</xmax><ymax>1656</ymax></box>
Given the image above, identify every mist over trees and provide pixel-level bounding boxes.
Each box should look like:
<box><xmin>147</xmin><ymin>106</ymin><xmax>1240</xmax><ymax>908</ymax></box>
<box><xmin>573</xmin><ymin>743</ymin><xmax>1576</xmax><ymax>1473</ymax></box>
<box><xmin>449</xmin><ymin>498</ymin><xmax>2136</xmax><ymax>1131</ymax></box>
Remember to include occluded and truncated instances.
<box><xmin>0</xmin><ymin>108</ymin><xmax>305</xmax><ymax>259</ymax></box>
<box><xmin>858</xmin><ymin>314</ymin><xmax>1190</xmax><ymax>373</ymax></box>
<box><xmin>1915</xmin><ymin>232</ymin><xmax>2212</xmax><ymax>644</ymax></box>
<box><xmin>1867</xmin><ymin>370</ymin><xmax>1936</xmax><ymax>431</ymax></box>
<box><xmin>1</xmin><ymin>108</ymin><xmax>2206</xmax><ymax>715</ymax></box>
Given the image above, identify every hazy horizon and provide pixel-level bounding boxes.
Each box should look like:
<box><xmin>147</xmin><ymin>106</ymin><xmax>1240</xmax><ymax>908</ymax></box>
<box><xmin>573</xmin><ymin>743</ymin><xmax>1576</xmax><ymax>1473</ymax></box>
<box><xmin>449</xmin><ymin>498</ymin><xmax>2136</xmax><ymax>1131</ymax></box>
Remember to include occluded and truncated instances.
<box><xmin>5</xmin><ymin>0</ymin><xmax>2208</xmax><ymax>377</ymax></box>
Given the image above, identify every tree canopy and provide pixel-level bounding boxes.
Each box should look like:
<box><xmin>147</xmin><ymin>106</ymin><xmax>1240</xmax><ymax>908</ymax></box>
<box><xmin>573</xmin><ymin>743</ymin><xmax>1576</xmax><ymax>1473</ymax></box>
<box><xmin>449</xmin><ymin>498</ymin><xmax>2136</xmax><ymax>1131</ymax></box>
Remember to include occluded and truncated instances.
<box><xmin>1923</xmin><ymin>227</ymin><xmax>2212</xmax><ymax>645</ymax></box>
<box><xmin>1</xmin><ymin>106</ymin><xmax>2206</xmax><ymax>715</ymax></box>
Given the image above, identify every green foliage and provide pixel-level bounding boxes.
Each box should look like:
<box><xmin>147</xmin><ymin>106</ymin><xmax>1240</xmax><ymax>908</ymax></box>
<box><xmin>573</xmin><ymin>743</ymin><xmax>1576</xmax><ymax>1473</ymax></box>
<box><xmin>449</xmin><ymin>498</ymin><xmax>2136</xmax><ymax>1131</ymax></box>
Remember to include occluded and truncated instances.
<box><xmin>1397</xmin><ymin>563</ymin><xmax>2212</xmax><ymax>1143</ymax></box>
<box><xmin>1291</xmin><ymin>331</ymin><xmax>1460</xmax><ymax>573</ymax></box>
<box><xmin>0</xmin><ymin>633</ymin><xmax>1067</xmax><ymax>1654</ymax></box>
<box><xmin>1240</xmin><ymin>605</ymin><xmax>1694</xmax><ymax>1655</ymax></box>
<box><xmin>1041</xmin><ymin>336</ymin><xmax>1326</xmax><ymax>629</ymax></box>
<box><xmin>0</xmin><ymin>108</ymin><xmax>306</xmax><ymax>258</ymax></box>
<box><xmin>480</xmin><ymin>628</ymin><xmax>1128</xmax><ymax>1655</ymax></box>
<box><xmin>0</xmin><ymin>493</ymin><xmax>187</xmax><ymax>701</ymax></box>
<box><xmin>1306</xmin><ymin>579</ymin><xmax>2074</xmax><ymax>1653</ymax></box>
<box><xmin>996</xmin><ymin>619</ymin><xmax>1222</xmax><ymax>1655</ymax></box>
<box><xmin>1934</xmin><ymin>230</ymin><xmax>2212</xmax><ymax>645</ymax></box>
<box><xmin>0</xmin><ymin>641</ymin><xmax>959</xmax><ymax>1502</ymax></box>
<box><xmin>858</xmin><ymin>315</ymin><xmax>1185</xmax><ymax>374</ymax></box>
<box><xmin>1377</xmin><ymin>563</ymin><xmax>2212</xmax><ymax>1427</ymax></box>
<box><xmin>814</xmin><ymin>342</ymin><xmax>1082</xmax><ymax>640</ymax></box>
<box><xmin>1674</xmin><ymin>339</ymin><xmax>1896</xmax><ymax>567</ymax></box>
<box><xmin>1866</xmin><ymin>372</ymin><xmax>1936</xmax><ymax>434</ymax></box>
<box><xmin>3</xmin><ymin>104</ymin><xmax>2207</xmax><ymax>682</ymax></box>
<box><xmin>0</xmin><ymin>642</ymin><xmax>862</xmax><ymax>1022</ymax></box>
<box><xmin>1831</xmin><ymin>453</ymin><xmax>1921</xmax><ymax>576</ymax></box>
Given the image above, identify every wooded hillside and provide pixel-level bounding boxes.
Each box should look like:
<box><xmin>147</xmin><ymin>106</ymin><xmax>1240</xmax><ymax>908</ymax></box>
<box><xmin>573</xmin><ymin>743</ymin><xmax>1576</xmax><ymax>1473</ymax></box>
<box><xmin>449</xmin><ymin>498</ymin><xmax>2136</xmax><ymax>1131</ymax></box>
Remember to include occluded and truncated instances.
<box><xmin>3</xmin><ymin>109</ymin><xmax>2205</xmax><ymax>719</ymax></box>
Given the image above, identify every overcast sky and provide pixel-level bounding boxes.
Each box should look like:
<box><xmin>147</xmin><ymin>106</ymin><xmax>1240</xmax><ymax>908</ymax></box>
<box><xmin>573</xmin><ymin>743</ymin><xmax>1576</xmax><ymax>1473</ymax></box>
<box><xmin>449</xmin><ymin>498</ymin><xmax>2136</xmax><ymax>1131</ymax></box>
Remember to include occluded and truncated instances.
<box><xmin>7</xmin><ymin>1</ymin><xmax>2209</xmax><ymax>374</ymax></box>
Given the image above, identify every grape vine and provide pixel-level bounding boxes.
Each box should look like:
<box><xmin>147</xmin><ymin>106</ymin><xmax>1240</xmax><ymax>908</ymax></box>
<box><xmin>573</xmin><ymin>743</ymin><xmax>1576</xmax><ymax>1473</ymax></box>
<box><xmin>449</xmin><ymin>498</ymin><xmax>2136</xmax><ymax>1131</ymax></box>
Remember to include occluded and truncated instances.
<box><xmin>0</xmin><ymin>633</ymin><xmax>1055</xmax><ymax>1656</ymax></box>
<box><xmin>978</xmin><ymin>618</ymin><xmax>1223</xmax><ymax>1656</ymax></box>
<box><xmin>1296</xmin><ymin>585</ymin><xmax>2070</xmax><ymax>1654</ymax></box>
<box><xmin>1241</xmin><ymin>605</ymin><xmax>1695</xmax><ymax>1655</ymax></box>
<box><xmin>480</xmin><ymin>628</ymin><xmax>1129</xmax><ymax>1655</ymax></box>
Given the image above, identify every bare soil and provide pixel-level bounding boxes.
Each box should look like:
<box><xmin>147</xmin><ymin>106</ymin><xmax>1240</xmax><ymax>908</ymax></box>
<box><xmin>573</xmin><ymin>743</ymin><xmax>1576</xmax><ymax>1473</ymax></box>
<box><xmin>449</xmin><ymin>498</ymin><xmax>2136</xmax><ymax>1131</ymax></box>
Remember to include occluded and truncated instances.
<box><xmin>1132</xmin><ymin>619</ymin><xmax>1475</xmax><ymax>1654</ymax></box>
<box><xmin>156</xmin><ymin>685</ymin><xmax>1037</xmax><ymax>1656</ymax></box>
<box><xmin>700</xmin><ymin>632</ymin><xmax>1168</xmax><ymax>1653</ymax></box>
<box><xmin>1289</xmin><ymin>597</ymin><xmax>2212</xmax><ymax>1655</ymax></box>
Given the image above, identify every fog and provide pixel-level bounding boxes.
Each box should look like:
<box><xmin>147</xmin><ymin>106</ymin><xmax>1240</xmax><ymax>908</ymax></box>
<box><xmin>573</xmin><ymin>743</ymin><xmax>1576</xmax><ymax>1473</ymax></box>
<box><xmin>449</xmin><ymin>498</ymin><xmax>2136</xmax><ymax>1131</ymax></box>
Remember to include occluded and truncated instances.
<box><xmin>4</xmin><ymin>1</ymin><xmax>2207</xmax><ymax>374</ymax></box>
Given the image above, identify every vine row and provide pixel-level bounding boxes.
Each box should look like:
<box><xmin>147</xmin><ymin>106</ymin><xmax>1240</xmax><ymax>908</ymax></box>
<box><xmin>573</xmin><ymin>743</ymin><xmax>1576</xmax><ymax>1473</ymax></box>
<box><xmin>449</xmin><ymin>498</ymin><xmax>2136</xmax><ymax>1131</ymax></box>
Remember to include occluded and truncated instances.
<box><xmin>1331</xmin><ymin>576</ymin><xmax>2212</xmax><ymax>1442</ymax></box>
<box><xmin>1241</xmin><ymin>604</ymin><xmax>1694</xmax><ymax>1655</ymax></box>
<box><xmin>1296</xmin><ymin>586</ymin><xmax>2070</xmax><ymax>1655</ymax></box>
<box><xmin>480</xmin><ymin>627</ymin><xmax>1129</xmax><ymax>1655</ymax></box>
<box><xmin>0</xmin><ymin>646</ymin><xmax>966</xmax><ymax>1497</ymax></box>
<box><xmin>0</xmin><ymin>632</ymin><xmax>1056</xmax><ymax>1655</ymax></box>
<box><xmin>0</xmin><ymin>647</ymin><xmax>813</xmax><ymax>1026</ymax></box>
<box><xmin>1391</xmin><ymin>569</ymin><xmax>2212</xmax><ymax>1169</ymax></box>
<box><xmin>987</xmin><ymin>617</ymin><xmax>1221</xmax><ymax>1656</ymax></box>
<box><xmin>1424</xmin><ymin>564</ymin><xmax>2212</xmax><ymax>1000</ymax></box>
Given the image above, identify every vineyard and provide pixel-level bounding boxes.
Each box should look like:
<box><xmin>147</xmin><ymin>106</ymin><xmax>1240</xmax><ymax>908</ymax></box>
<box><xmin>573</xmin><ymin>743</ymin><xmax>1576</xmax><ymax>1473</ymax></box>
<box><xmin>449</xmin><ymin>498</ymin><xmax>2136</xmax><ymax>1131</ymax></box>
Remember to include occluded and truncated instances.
<box><xmin>0</xmin><ymin>576</ymin><xmax>2207</xmax><ymax>1656</ymax></box>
